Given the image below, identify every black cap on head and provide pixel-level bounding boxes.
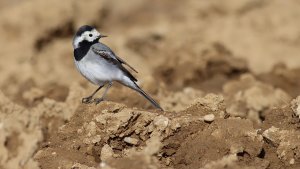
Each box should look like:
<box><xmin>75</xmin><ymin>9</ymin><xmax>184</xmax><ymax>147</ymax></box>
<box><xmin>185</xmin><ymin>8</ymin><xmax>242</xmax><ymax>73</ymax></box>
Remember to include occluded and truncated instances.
<box><xmin>76</xmin><ymin>25</ymin><xmax>95</xmax><ymax>36</ymax></box>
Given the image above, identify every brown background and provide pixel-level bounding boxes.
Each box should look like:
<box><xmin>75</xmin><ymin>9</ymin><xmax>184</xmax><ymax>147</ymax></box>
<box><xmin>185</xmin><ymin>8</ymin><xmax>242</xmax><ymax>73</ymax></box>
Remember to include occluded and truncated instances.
<box><xmin>1</xmin><ymin>0</ymin><xmax>300</xmax><ymax>169</ymax></box>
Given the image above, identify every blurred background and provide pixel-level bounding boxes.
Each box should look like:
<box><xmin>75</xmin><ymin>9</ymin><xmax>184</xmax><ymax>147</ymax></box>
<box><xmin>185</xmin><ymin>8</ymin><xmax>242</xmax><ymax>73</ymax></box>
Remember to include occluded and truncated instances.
<box><xmin>1</xmin><ymin>0</ymin><xmax>300</xmax><ymax>104</ymax></box>
<box><xmin>1</xmin><ymin>0</ymin><xmax>300</xmax><ymax>169</ymax></box>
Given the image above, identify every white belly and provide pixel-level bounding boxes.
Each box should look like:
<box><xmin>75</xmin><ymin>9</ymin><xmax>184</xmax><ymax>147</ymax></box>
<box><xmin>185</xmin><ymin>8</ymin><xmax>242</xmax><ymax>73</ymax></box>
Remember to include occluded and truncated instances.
<box><xmin>74</xmin><ymin>55</ymin><xmax>124</xmax><ymax>85</ymax></box>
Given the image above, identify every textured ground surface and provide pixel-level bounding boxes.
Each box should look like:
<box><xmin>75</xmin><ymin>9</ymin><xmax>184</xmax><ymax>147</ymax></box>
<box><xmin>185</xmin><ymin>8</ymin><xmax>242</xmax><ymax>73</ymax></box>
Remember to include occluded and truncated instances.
<box><xmin>1</xmin><ymin>0</ymin><xmax>300</xmax><ymax>169</ymax></box>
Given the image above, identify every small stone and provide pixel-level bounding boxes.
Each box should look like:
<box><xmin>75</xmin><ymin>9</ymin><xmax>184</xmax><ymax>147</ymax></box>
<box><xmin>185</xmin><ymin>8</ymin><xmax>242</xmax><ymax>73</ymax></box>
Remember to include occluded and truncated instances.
<box><xmin>153</xmin><ymin>115</ymin><xmax>169</xmax><ymax>130</ymax></box>
<box><xmin>124</xmin><ymin>137</ymin><xmax>139</xmax><ymax>145</ymax></box>
<box><xmin>99</xmin><ymin>162</ymin><xmax>106</xmax><ymax>168</ymax></box>
<box><xmin>290</xmin><ymin>158</ymin><xmax>295</xmax><ymax>165</ymax></box>
<box><xmin>262</xmin><ymin>126</ymin><xmax>280</xmax><ymax>146</ymax></box>
<box><xmin>204</xmin><ymin>114</ymin><xmax>215</xmax><ymax>122</ymax></box>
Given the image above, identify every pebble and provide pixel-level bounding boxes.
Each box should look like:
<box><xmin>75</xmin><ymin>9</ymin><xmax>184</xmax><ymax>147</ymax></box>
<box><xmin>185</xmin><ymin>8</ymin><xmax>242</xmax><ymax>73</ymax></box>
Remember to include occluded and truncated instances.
<box><xmin>204</xmin><ymin>114</ymin><xmax>215</xmax><ymax>122</ymax></box>
<box><xmin>290</xmin><ymin>158</ymin><xmax>295</xmax><ymax>165</ymax></box>
<box><xmin>153</xmin><ymin>115</ymin><xmax>169</xmax><ymax>130</ymax></box>
<box><xmin>124</xmin><ymin>137</ymin><xmax>139</xmax><ymax>145</ymax></box>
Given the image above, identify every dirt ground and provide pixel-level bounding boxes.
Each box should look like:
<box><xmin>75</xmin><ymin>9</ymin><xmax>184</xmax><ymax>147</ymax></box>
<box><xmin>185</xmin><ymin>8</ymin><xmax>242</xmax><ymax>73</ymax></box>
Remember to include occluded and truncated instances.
<box><xmin>1</xmin><ymin>0</ymin><xmax>300</xmax><ymax>169</ymax></box>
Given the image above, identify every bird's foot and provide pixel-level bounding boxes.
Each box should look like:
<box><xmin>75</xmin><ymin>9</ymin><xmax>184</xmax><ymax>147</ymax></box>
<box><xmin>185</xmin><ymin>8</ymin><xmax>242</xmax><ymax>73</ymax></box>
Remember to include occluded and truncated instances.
<box><xmin>82</xmin><ymin>96</ymin><xmax>93</xmax><ymax>104</ymax></box>
<box><xmin>94</xmin><ymin>97</ymin><xmax>104</xmax><ymax>105</ymax></box>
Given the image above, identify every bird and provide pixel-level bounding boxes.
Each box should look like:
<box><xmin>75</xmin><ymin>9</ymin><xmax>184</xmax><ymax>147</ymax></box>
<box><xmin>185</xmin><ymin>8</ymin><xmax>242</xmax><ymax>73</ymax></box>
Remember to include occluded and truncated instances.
<box><xmin>72</xmin><ymin>25</ymin><xmax>163</xmax><ymax>111</ymax></box>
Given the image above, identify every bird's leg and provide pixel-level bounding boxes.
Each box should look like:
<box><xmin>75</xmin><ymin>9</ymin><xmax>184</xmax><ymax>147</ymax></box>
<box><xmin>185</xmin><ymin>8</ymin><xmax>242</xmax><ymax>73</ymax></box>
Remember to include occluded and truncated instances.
<box><xmin>82</xmin><ymin>85</ymin><xmax>104</xmax><ymax>104</ymax></box>
<box><xmin>94</xmin><ymin>82</ymin><xmax>113</xmax><ymax>104</ymax></box>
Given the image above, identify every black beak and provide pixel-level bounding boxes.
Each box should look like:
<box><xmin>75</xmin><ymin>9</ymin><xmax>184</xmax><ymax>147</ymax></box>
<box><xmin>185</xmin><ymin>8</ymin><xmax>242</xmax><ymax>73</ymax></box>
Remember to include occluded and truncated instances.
<box><xmin>99</xmin><ymin>35</ymin><xmax>108</xmax><ymax>38</ymax></box>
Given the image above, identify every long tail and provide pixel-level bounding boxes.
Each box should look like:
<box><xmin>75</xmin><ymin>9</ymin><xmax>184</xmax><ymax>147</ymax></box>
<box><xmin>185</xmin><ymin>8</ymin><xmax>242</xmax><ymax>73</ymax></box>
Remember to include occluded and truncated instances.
<box><xmin>134</xmin><ymin>84</ymin><xmax>163</xmax><ymax>111</ymax></box>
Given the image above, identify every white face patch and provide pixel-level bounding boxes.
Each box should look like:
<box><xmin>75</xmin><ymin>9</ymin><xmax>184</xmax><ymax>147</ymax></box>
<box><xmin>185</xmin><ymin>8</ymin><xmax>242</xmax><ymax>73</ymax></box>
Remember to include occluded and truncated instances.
<box><xmin>73</xmin><ymin>29</ymin><xmax>101</xmax><ymax>49</ymax></box>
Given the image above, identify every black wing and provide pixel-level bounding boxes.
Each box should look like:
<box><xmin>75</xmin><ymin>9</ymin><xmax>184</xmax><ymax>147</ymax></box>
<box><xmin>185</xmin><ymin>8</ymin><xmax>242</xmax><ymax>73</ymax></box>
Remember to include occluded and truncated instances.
<box><xmin>114</xmin><ymin>55</ymin><xmax>138</xmax><ymax>73</ymax></box>
<box><xmin>92</xmin><ymin>47</ymin><xmax>138</xmax><ymax>82</ymax></box>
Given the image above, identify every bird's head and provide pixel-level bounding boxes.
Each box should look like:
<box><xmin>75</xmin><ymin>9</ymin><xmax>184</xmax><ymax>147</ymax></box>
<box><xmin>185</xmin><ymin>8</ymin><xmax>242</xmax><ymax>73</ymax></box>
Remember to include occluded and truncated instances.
<box><xmin>73</xmin><ymin>25</ymin><xmax>107</xmax><ymax>49</ymax></box>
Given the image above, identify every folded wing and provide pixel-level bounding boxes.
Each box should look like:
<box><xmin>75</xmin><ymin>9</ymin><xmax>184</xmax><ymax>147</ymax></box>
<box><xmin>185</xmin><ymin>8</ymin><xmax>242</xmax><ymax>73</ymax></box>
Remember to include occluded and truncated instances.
<box><xmin>92</xmin><ymin>46</ymin><xmax>138</xmax><ymax>82</ymax></box>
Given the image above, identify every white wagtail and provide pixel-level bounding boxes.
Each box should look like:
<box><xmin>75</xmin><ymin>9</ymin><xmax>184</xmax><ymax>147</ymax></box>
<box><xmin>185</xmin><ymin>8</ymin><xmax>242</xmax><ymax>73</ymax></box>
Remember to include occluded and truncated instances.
<box><xmin>72</xmin><ymin>25</ymin><xmax>163</xmax><ymax>110</ymax></box>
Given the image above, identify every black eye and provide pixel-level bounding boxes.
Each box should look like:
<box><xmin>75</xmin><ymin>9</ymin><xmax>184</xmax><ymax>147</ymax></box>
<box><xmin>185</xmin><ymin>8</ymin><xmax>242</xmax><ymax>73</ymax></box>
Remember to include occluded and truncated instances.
<box><xmin>89</xmin><ymin>34</ymin><xmax>93</xmax><ymax>37</ymax></box>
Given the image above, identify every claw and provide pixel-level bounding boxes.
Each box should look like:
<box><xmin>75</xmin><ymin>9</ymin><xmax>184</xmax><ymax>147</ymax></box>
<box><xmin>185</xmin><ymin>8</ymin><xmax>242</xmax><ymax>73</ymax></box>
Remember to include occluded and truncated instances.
<box><xmin>82</xmin><ymin>96</ymin><xmax>93</xmax><ymax>104</ymax></box>
<box><xmin>94</xmin><ymin>97</ymin><xmax>104</xmax><ymax>105</ymax></box>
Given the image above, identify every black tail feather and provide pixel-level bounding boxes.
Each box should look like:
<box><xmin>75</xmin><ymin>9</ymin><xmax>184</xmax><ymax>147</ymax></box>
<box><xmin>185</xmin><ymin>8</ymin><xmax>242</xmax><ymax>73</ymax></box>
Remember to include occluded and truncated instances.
<box><xmin>135</xmin><ymin>85</ymin><xmax>163</xmax><ymax>111</ymax></box>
